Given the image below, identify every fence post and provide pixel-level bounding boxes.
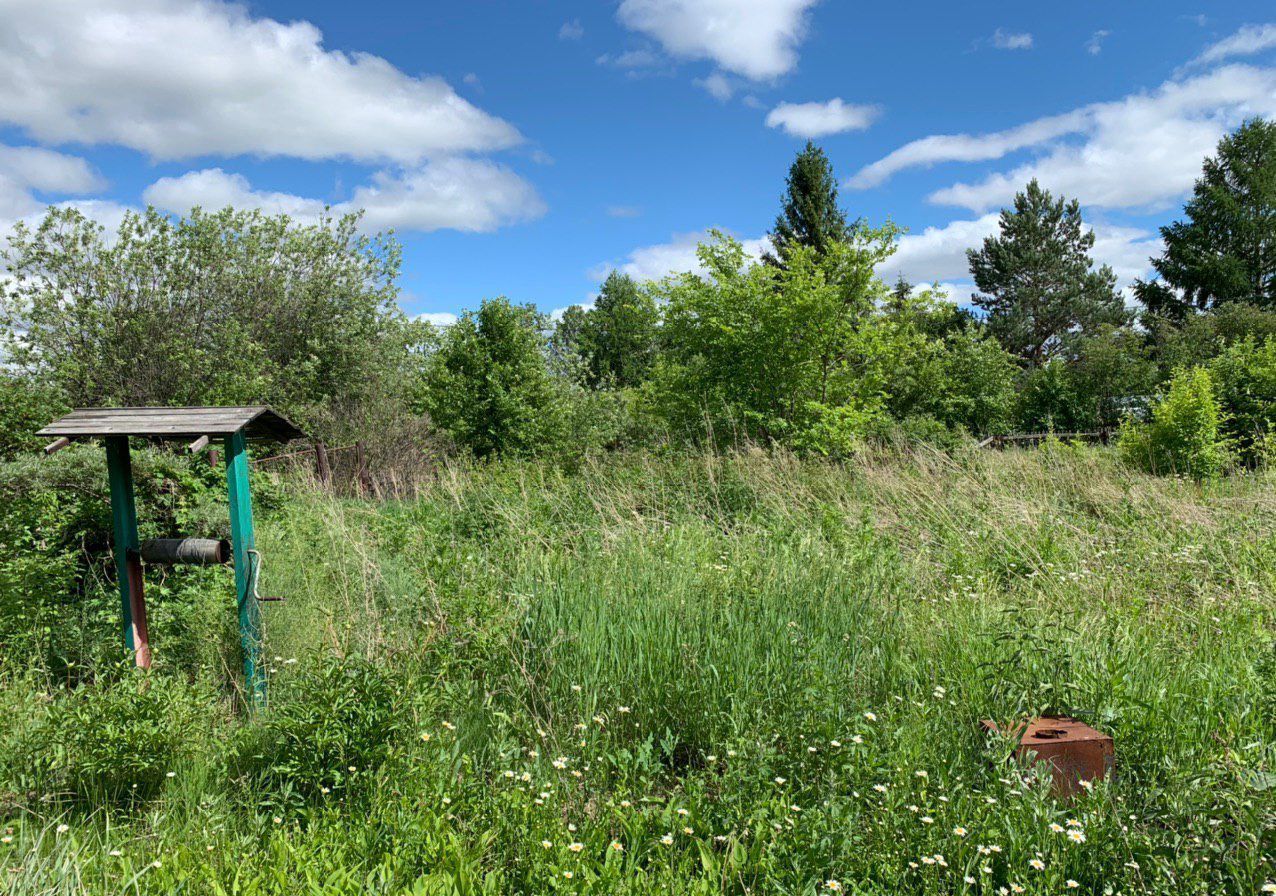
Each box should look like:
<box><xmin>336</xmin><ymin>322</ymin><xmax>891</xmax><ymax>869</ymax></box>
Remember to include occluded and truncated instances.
<box><xmin>355</xmin><ymin>440</ymin><xmax>373</xmax><ymax>496</ymax></box>
<box><xmin>314</xmin><ymin>440</ymin><xmax>332</xmax><ymax>485</ymax></box>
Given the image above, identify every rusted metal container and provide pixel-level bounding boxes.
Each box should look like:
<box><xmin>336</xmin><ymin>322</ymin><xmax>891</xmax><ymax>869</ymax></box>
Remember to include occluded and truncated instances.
<box><xmin>983</xmin><ymin>716</ymin><xmax>1114</xmax><ymax>797</ymax></box>
<box><xmin>139</xmin><ymin>537</ymin><xmax>230</xmax><ymax>566</ymax></box>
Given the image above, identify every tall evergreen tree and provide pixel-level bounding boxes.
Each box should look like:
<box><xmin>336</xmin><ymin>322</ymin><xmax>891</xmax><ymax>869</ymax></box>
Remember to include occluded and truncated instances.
<box><xmin>766</xmin><ymin>142</ymin><xmax>852</xmax><ymax>265</ymax></box>
<box><xmin>968</xmin><ymin>180</ymin><xmax>1127</xmax><ymax>367</ymax></box>
<box><xmin>1138</xmin><ymin>118</ymin><xmax>1276</xmax><ymax>317</ymax></box>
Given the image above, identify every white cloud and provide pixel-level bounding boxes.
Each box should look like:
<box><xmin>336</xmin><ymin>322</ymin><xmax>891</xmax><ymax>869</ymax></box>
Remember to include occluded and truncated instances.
<box><xmin>616</xmin><ymin>0</ymin><xmax>819</xmax><ymax>80</ymax></box>
<box><xmin>416</xmin><ymin>312</ymin><xmax>459</xmax><ymax>328</ymax></box>
<box><xmin>606</xmin><ymin>205</ymin><xmax>644</xmax><ymax>218</ymax></box>
<box><xmin>854</xmin><ymin>61</ymin><xmax>1276</xmax><ymax>213</ymax></box>
<box><xmin>0</xmin><ymin>0</ymin><xmax>520</xmax><ymax>163</ymax></box>
<box><xmin>0</xmin><ymin>144</ymin><xmax>113</xmax><ymax>234</ymax></box>
<box><xmin>559</xmin><ymin>19</ymin><xmax>585</xmax><ymax>40</ymax></box>
<box><xmin>592</xmin><ymin>229</ymin><xmax>772</xmax><ymax>282</ymax></box>
<box><xmin>596</xmin><ymin>49</ymin><xmax>663</xmax><ymax>70</ymax></box>
<box><xmin>849</xmin><ymin>110</ymin><xmax>1089</xmax><ymax>189</ymax></box>
<box><xmin>766</xmin><ymin>99</ymin><xmax>881</xmax><ymax>138</ymax></box>
<box><xmin>697</xmin><ymin>72</ymin><xmax>736</xmax><ymax>101</ymax></box>
<box><xmin>1086</xmin><ymin>30</ymin><xmax>1111</xmax><ymax>56</ymax></box>
<box><xmin>990</xmin><ymin>29</ymin><xmax>1034</xmax><ymax>51</ymax></box>
<box><xmin>878</xmin><ymin>214</ymin><xmax>1161</xmax><ymax>298</ymax></box>
<box><xmin>143</xmin><ymin>160</ymin><xmax>547</xmax><ymax>233</ymax></box>
<box><xmin>1187</xmin><ymin>23</ymin><xmax>1276</xmax><ymax>67</ymax></box>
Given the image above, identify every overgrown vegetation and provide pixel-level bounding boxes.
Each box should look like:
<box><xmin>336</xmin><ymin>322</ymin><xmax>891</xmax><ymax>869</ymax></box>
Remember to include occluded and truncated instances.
<box><xmin>0</xmin><ymin>449</ymin><xmax>1271</xmax><ymax>894</ymax></box>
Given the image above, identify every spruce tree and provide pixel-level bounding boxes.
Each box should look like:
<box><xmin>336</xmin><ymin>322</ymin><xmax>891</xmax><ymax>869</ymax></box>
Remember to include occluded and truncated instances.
<box><xmin>766</xmin><ymin>141</ymin><xmax>852</xmax><ymax>265</ymax></box>
<box><xmin>967</xmin><ymin>180</ymin><xmax>1127</xmax><ymax>367</ymax></box>
<box><xmin>1140</xmin><ymin>118</ymin><xmax>1276</xmax><ymax>316</ymax></box>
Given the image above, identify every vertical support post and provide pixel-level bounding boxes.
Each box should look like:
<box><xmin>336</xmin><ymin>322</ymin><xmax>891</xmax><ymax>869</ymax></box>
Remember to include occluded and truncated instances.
<box><xmin>314</xmin><ymin>440</ymin><xmax>331</xmax><ymax>486</ymax></box>
<box><xmin>225</xmin><ymin>431</ymin><xmax>264</xmax><ymax>706</ymax></box>
<box><xmin>105</xmin><ymin>437</ymin><xmax>151</xmax><ymax>668</ymax></box>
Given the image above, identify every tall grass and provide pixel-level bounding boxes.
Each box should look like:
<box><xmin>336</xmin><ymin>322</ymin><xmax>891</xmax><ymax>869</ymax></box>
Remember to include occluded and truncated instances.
<box><xmin>1</xmin><ymin>446</ymin><xmax>1272</xmax><ymax>894</ymax></box>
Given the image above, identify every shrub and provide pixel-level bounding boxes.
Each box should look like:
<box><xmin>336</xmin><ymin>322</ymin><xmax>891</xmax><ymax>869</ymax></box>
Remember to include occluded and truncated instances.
<box><xmin>1117</xmin><ymin>366</ymin><xmax>1232</xmax><ymax>479</ymax></box>
<box><xmin>1209</xmin><ymin>336</ymin><xmax>1275</xmax><ymax>465</ymax></box>
<box><xmin>24</xmin><ymin>671</ymin><xmax>213</xmax><ymax>805</ymax></box>
<box><xmin>227</xmin><ymin>654</ymin><xmax>403</xmax><ymax>807</ymax></box>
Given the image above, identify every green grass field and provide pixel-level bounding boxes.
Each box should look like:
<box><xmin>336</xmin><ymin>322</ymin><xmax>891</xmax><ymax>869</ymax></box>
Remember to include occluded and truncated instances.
<box><xmin>2</xmin><ymin>446</ymin><xmax>1274</xmax><ymax>895</ymax></box>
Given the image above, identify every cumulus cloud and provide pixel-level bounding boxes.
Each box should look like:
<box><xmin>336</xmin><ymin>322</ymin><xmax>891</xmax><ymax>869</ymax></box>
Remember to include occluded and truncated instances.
<box><xmin>1187</xmin><ymin>22</ymin><xmax>1276</xmax><ymax>67</ymax></box>
<box><xmin>852</xmin><ymin>58</ymin><xmax>1276</xmax><ymax>213</ymax></box>
<box><xmin>696</xmin><ymin>72</ymin><xmax>736</xmax><ymax>101</ymax></box>
<box><xmin>989</xmin><ymin>29</ymin><xmax>1034</xmax><ymax>50</ymax></box>
<box><xmin>0</xmin><ymin>144</ymin><xmax>115</xmax><ymax>235</ymax></box>
<box><xmin>559</xmin><ymin>19</ymin><xmax>585</xmax><ymax>40</ymax></box>
<box><xmin>143</xmin><ymin>160</ymin><xmax>547</xmax><ymax>233</ymax></box>
<box><xmin>616</xmin><ymin>0</ymin><xmax>819</xmax><ymax>80</ymax></box>
<box><xmin>877</xmin><ymin>214</ymin><xmax>1162</xmax><ymax>302</ymax></box>
<box><xmin>416</xmin><ymin>312</ymin><xmax>459</xmax><ymax>328</ymax></box>
<box><xmin>591</xmin><ymin>230</ymin><xmax>772</xmax><ymax>282</ymax></box>
<box><xmin>1086</xmin><ymin>30</ymin><xmax>1111</xmax><ymax>56</ymax></box>
<box><xmin>0</xmin><ymin>0</ymin><xmax>521</xmax><ymax>163</ymax></box>
<box><xmin>766</xmin><ymin>99</ymin><xmax>881</xmax><ymax>138</ymax></box>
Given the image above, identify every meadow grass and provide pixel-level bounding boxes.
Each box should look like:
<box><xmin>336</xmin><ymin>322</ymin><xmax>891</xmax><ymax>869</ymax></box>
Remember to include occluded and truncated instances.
<box><xmin>1</xmin><ymin>445</ymin><xmax>1273</xmax><ymax>895</ymax></box>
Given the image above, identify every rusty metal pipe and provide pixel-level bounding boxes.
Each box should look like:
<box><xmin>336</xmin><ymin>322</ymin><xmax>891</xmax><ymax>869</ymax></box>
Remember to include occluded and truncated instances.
<box><xmin>139</xmin><ymin>537</ymin><xmax>230</xmax><ymax>566</ymax></box>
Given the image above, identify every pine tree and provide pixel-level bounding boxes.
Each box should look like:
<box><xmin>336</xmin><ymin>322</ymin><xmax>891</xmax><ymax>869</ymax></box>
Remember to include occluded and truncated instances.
<box><xmin>766</xmin><ymin>142</ymin><xmax>852</xmax><ymax>265</ymax></box>
<box><xmin>1140</xmin><ymin>118</ymin><xmax>1276</xmax><ymax>317</ymax></box>
<box><xmin>967</xmin><ymin>180</ymin><xmax>1127</xmax><ymax>367</ymax></box>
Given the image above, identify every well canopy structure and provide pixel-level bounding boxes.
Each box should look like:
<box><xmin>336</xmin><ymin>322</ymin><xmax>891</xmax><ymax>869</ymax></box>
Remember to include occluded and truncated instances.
<box><xmin>37</xmin><ymin>406</ymin><xmax>304</xmax><ymax>705</ymax></box>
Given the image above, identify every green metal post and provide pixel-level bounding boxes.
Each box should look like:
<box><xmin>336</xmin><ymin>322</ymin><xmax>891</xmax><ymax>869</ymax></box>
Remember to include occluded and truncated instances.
<box><xmin>225</xmin><ymin>431</ymin><xmax>264</xmax><ymax>705</ymax></box>
<box><xmin>105</xmin><ymin>437</ymin><xmax>148</xmax><ymax>665</ymax></box>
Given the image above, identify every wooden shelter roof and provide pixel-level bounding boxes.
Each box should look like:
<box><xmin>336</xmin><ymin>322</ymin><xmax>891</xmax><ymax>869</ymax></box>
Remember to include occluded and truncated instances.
<box><xmin>36</xmin><ymin>407</ymin><xmax>305</xmax><ymax>442</ymax></box>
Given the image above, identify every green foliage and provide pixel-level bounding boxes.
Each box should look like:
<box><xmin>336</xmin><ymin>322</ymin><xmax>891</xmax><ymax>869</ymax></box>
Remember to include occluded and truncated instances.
<box><xmin>1209</xmin><ymin>336</ymin><xmax>1276</xmax><ymax>464</ymax></box>
<box><xmin>569</xmin><ymin>272</ymin><xmax>660</xmax><ymax>389</ymax></box>
<box><xmin>1144</xmin><ymin>118</ymin><xmax>1276</xmax><ymax>314</ymax></box>
<box><xmin>228</xmin><ymin>654</ymin><xmax>403</xmax><ymax>807</ymax></box>
<box><xmin>650</xmin><ymin>229</ymin><xmax>897</xmax><ymax>443</ymax></box>
<box><xmin>1148</xmin><ymin>301</ymin><xmax>1276</xmax><ymax>372</ymax></box>
<box><xmin>0</xmin><ymin>372</ymin><xmax>68</xmax><ymax>460</ymax></box>
<box><xmin>969</xmin><ymin>180</ymin><xmax>1128</xmax><ymax>366</ymax></box>
<box><xmin>1</xmin><ymin>206</ymin><xmax>415</xmax><ymax>440</ymax></box>
<box><xmin>765</xmin><ymin>141</ymin><xmax>853</xmax><ymax>265</ymax></box>
<box><xmin>20</xmin><ymin>671</ymin><xmax>213</xmax><ymax>805</ymax></box>
<box><xmin>1118</xmin><ymin>367</ymin><xmax>1232</xmax><ymax>479</ymax></box>
<box><xmin>421</xmin><ymin>297</ymin><xmax>563</xmax><ymax>457</ymax></box>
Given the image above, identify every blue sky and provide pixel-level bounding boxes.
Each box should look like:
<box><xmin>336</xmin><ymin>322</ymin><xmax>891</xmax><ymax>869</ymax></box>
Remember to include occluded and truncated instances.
<box><xmin>1</xmin><ymin>2</ymin><xmax>1275</xmax><ymax>324</ymax></box>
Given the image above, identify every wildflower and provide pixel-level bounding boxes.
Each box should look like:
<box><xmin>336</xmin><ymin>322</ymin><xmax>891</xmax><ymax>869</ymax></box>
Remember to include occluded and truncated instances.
<box><xmin>707</xmin><ymin>754</ymin><xmax>718</xmax><ymax>762</ymax></box>
<box><xmin>922</xmin><ymin>856</ymin><xmax>936</xmax><ymax>866</ymax></box>
<box><xmin>272</xmin><ymin>816</ymin><xmax>282</xmax><ymax>825</ymax></box>
<box><xmin>953</xmin><ymin>826</ymin><xmax>968</xmax><ymax>837</ymax></box>
<box><xmin>610</xmin><ymin>841</ymin><xmax>624</xmax><ymax>852</ymax></box>
<box><xmin>774</xmin><ymin>776</ymin><xmax>787</xmax><ymax>785</ymax></box>
<box><xmin>420</xmin><ymin>732</ymin><xmax>431</xmax><ymax>742</ymax></box>
<box><xmin>915</xmin><ymin>770</ymin><xmax>928</xmax><ymax>779</ymax></box>
<box><xmin>1078</xmin><ymin>779</ymin><xmax>1093</xmax><ymax>791</ymax></box>
<box><xmin>864</xmin><ymin>712</ymin><xmax>877</xmax><ymax>722</ymax></box>
<box><xmin>790</xmin><ymin>804</ymin><xmax>802</xmax><ymax>813</ymax></box>
<box><xmin>568</xmin><ymin>842</ymin><xmax>583</xmax><ymax>853</ymax></box>
<box><xmin>520</xmin><ymin>772</ymin><xmax>532</xmax><ymax>782</ymax></box>
<box><xmin>618</xmin><ymin>706</ymin><xmax>631</xmax><ymax>714</ymax></box>
<box><xmin>592</xmin><ymin>715</ymin><xmax>606</xmax><ymax>726</ymax></box>
<box><xmin>935</xmin><ymin>855</ymin><xmax>948</xmax><ymax>867</ymax></box>
<box><xmin>567</xmin><ymin>824</ymin><xmax>577</xmax><ymax>832</ymax></box>
<box><xmin>563</xmin><ymin>871</ymin><xmax>573</xmax><ymax>879</ymax></box>
<box><xmin>1066</xmin><ymin>882</ymin><xmax>1080</xmax><ymax>890</ymax></box>
<box><xmin>1049</xmin><ymin>823</ymin><xmax>1065</xmax><ymax>833</ymax></box>
<box><xmin>677</xmin><ymin>808</ymin><xmax>689</xmax><ymax>816</ymax></box>
<box><xmin>347</xmin><ymin>766</ymin><xmax>357</xmax><ymax>773</ymax></box>
<box><xmin>571</xmin><ymin>770</ymin><xmax>583</xmax><ymax>778</ymax></box>
<box><xmin>1261</xmin><ymin>885</ymin><xmax>1276</xmax><ymax>894</ymax></box>
<box><xmin>1010</xmin><ymin>884</ymin><xmax>1025</xmax><ymax>894</ymax></box>
<box><xmin>808</xmin><ymin>746</ymin><xmax>817</xmax><ymax>753</ymax></box>
<box><xmin>56</xmin><ymin>824</ymin><xmax>69</xmax><ymax>834</ymax></box>
<box><xmin>503</xmin><ymin>770</ymin><xmax>516</xmax><ymax>779</ymax></box>
<box><xmin>920</xmin><ymin>816</ymin><xmax>934</xmax><ymax>824</ymax></box>
<box><xmin>908</xmin><ymin>861</ymin><xmax>919</xmax><ymax>869</ymax></box>
<box><xmin>1066</xmin><ymin>829</ymin><xmax>1086</xmax><ymax>844</ymax></box>
<box><xmin>109</xmin><ymin>849</ymin><xmax>121</xmax><ymax>857</ymax></box>
<box><xmin>619</xmin><ymin>800</ymin><xmax>632</xmax><ymax>808</ymax></box>
<box><xmin>660</xmin><ymin>834</ymin><xmax>673</xmax><ymax>845</ymax></box>
<box><xmin>965</xmin><ymin>876</ymin><xmax>977</xmax><ymax>885</ymax></box>
<box><xmin>726</xmin><ymin>749</ymin><xmax>738</xmax><ymax>758</ymax></box>
<box><xmin>0</xmin><ymin>837</ymin><xmax>11</xmax><ymax>845</ymax></box>
<box><xmin>553</xmin><ymin>757</ymin><xmax>568</xmax><ymax>769</ymax></box>
<box><xmin>442</xmin><ymin>797</ymin><xmax>452</xmax><ymax>805</ymax></box>
<box><xmin>682</xmin><ymin>827</ymin><xmax>694</xmax><ymax>835</ymax></box>
<box><xmin>152</xmin><ymin>860</ymin><xmax>162</xmax><ymax>869</ymax></box>
<box><xmin>851</xmin><ymin>735</ymin><xmax>863</xmax><ymax>744</ymax></box>
<box><xmin>1066</xmin><ymin>818</ymin><xmax>1082</xmax><ymax>827</ymax></box>
<box><xmin>826</xmin><ymin>881</ymin><xmax>843</xmax><ymax>892</ymax></box>
<box><xmin>540</xmin><ymin>840</ymin><xmax>552</xmax><ymax>849</ymax></box>
<box><xmin>442</xmin><ymin>721</ymin><xmax>455</xmax><ymax>731</ymax></box>
<box><xmin>872</xmin><ymin>784</ymin><xmax>888</xmax><ymax>793</ymax></box>
<box><xmin>571</xmin><ymin>684</ymin><xmax>582</xmax><ymax>692</ymax></box>
<box><xmin>830</xmin><ymin>740</ymin><xmax>841</xmax><ymax>747</ymax></box>
<box><xmin>165</xmin><ymin>771</ymin><xmax>176</xmax><ymax>779</ymax></box>
<box><xmin>1029</xmin><ymin>859</ymin><xmax>1045</xmax><ymax>871</ymax></box>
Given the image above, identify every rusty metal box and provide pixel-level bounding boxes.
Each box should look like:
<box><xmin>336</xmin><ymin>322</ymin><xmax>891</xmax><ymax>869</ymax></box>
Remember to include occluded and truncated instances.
<box><xmin>984</xmin><ymin>716</ymin><xmax>1115</xmax><ymax>797</ymax></box>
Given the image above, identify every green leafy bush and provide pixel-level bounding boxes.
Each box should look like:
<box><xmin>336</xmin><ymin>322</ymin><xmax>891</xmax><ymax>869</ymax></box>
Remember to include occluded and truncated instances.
<box><xmin>228</xmin><ymin>654</ymin><xmax>403</xmax><ymax>807</ymax></box>
<box><xmin>22</xmin><ymin>671</ymin><xmax>213</xmax><ymax>805</ymax></box>
<box><xmin>1209</xmin><ymin>336</ymin><xmax>1275</xmax><ymax>464</ymax></box>
<box><xmin>1117</xmin><ymin>366</ymin><xmax>1232</xmax><ymax>478</ymax></box>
